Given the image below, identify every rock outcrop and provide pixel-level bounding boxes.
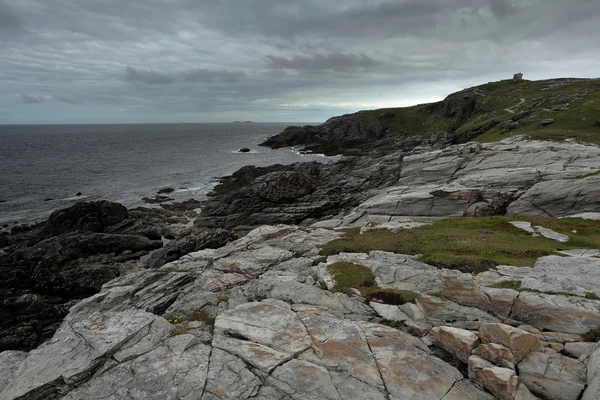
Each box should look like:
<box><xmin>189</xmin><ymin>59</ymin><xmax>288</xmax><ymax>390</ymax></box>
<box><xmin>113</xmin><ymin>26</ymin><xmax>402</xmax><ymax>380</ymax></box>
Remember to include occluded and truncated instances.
<box><xmin>0</xmin><ymin>200</ymin><xmax>233</xmax><ymax>352</ymax></box>
<box><xmin>2</xmin><ymin>224</ymin><xmax>599</xmax><ymax>399</ymax></box>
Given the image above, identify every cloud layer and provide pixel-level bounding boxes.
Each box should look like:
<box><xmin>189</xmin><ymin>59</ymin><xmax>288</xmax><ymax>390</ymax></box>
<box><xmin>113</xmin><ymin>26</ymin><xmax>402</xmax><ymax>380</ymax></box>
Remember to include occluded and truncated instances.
<box><xmin>0</xmin><ymin>0</ymin><xmax>598</xmax><ymax>123</ymax></box>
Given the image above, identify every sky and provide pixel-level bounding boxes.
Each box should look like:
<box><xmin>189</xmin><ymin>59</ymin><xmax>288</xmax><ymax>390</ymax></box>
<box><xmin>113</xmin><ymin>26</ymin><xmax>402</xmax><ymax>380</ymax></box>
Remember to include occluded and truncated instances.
<box><xmin>0</xmin><ymin>0</ymin><xmax>599</xmax><ymax>124</ymax></box>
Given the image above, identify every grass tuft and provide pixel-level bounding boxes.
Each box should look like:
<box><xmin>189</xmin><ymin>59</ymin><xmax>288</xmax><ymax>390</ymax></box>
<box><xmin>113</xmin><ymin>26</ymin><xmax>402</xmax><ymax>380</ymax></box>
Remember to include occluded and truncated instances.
<box><xmin>488</xmin><ymin>280</ymin><xmax>522</xmax><ymax>290</ymax></box>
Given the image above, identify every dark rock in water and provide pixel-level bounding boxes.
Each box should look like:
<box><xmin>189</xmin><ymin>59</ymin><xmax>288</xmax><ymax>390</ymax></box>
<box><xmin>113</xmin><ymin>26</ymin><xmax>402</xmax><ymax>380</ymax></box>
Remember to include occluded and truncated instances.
<box><xmin>145</xmin><ymin>229</ymin><xmax>238</xmax><ymax>269</ymax></box>
<box><xmin>0</xmin><ymin>199</ymin><xmax>6</xmax><ymax>203</ymax></box>
<box><xmin>44</xmin><ymin>198</ymin><xmax>53</xmax><ymax>202</ymax></box>
<box><xmin>76</xmin><ymin>192</ymin><xmax>82</xmax><ymax>196</ymax></box>
<box><xmin>0</xmin><ymin>199</ymin><xmax>217</xmax><ymax>352</ymax></box>
<box><xmin>142</xmin><ymin>195</ymin><xmax>173</xmax><ymax>204</ymax></box>
<box><xmin>157</xmin><ymin>187</ymin><xmax>175</xmax><ymax>194</ymax></box>
<box><xmin>238</xmin><ymin>148</ymin><xmax>251</xmax><ymax>153</ymax></box>
<box><xmin>260</xmin><ymin>113</ymin><xmax>386</xmax><ymax>155</ymax></box>
<box><xmin>161</xmin><ymin>198</ymin><xmax>202</xmax><ymax>212</ymax></box>
<box><xmin>44</xmin><ymin>200</ymin><xmax>128</xmax><ymax>236</ymax></box>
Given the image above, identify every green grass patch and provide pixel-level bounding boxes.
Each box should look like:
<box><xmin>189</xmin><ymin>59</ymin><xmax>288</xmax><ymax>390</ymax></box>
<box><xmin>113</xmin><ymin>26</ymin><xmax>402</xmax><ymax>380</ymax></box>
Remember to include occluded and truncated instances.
<box><xmin>320</xmin><ymin>216</ymin><xmax>600</xmax><ymax>273</ymax></box>
<box><xmin>579</xmin><ymin>170</ymin><xmax>600</xmax><ymax>179</ymax></box>
<box><xmin>586</xmin><ymin>292</ymin><xmax>600</xmax><ymax>300</ymax></box>
<box><xmin>328</xmin><ymin>262</ymin><xmax>376</xmax><ymax>295</ymax></box>
<box><xmin>327</xmin><ymin>262</ymin><xmax>419</xmax><ymax>305</ymax></box>
<box><xmin>488</xmin><ymin>280</ymin><xmax>522</xmax><ymax>290</ymax></box>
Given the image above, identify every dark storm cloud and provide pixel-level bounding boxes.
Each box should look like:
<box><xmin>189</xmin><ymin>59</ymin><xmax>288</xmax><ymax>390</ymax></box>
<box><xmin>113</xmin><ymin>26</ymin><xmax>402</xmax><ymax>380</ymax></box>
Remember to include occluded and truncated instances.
<box><xmin>125</xmin><ymin>66</ymin><xmax>175</xmax><ymax>85</ymax></box>
<box><xmin>266</xmin><ymin>52</ymin><xmax>379</xmax><ymax>73</ymax></box>
<box><xmin>18</xmin><ymin>94</ymin><xmax>45</xmax><ymax>104</ymax></box>
<box><xmin>0</xmin><ymin>0</ymin><xmax>599</xmax><ymax>123</ymax></box>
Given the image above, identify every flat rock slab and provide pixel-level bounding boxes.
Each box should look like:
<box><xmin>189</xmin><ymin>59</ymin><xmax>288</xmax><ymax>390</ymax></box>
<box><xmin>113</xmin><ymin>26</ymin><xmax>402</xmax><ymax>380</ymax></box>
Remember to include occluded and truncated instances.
<box><xmin>0</xmin><ymin>310</ymin><xmax>170</xmax><ymax>399</ymax></box>
<box><xmin>518</xmin><ymin>351</ymin><xmax>586</xmax><ymax>400</ymax></box>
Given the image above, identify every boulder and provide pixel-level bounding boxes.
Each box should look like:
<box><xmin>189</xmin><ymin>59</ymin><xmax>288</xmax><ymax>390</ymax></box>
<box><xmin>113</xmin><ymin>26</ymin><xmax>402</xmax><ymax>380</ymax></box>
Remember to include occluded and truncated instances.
<box><xmin>44</xmin><ymin>200</ymin><xmax>128</xmax><ymax>236</ymax></box>
<box><xmin>473</xmin><ymin>343</ymin><xmax>516</xmax><ymax>370</ymax></box>
<box><xmin>468</xmin><ymin>355</ymin><xmax>534</xmax><ymax>400</ymax></box>
<box><xmin>478</xmin><ymin>323</ymin><xmax>542</xmax><ymax>363</ymax></box>
<box><xmin>430</xmin><ymin>326</ymin><xmax>480</xmax><ymax>363</ymax></box>
<box><xmin>518</xmin><ymin>351</ymin><xmax>586</xmax><ymax>400</ymax></box>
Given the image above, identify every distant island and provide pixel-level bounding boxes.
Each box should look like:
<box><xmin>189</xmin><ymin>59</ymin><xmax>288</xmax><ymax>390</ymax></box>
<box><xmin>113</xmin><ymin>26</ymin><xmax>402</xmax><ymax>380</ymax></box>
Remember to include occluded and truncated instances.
<box><xmin>231</xmin><ymin>121</ymin><xmax>253</xmax><ymax>123</ymax></box>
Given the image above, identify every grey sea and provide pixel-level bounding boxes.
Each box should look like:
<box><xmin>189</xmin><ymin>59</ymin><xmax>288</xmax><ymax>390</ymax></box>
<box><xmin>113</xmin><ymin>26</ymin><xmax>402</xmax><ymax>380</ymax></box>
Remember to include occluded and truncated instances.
<box><xmin>0</xmin><ymin>123</ymin><xmax>330</xmax><ymax>227</ymax></box>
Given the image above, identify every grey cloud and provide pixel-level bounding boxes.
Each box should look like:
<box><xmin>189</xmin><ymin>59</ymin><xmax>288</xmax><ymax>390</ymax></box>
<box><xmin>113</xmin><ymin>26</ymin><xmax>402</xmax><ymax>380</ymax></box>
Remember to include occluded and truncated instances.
<box><xmin>182</xmin><ymin>69</ymin><xmax>245</xmax><ymax>83</ymax></box>
<box><xmin>488</xmin><ymin>0</ymin><xmax>516</xmax><ymax>19</ymax></box>
<box><xmin>266</xmin><ymin>52</ymin><xmax>379</xmax><ymax>72</ymax></box>
<box><xmin>53</xmin><ymin>95</ymin><xmax>80</xmax><ymax>104</ymax></box>
<box><xmin>0</xmin><ymin>1</ymin><xmax>26</xmax><ymax>34</ymax></box>
<box><xmin>18</xmin><ymin>94</ymin><xmax>45</xmax><ymax>104</ymax></box>
<box><xmin>125</xmin><ymin>66</ymin><xmax>175</xmax><ymax>85</ymax></box>
<box><xmin>0</xmin><ymin>0</ymin><xmax>598</xmax><ymax>123</ymax></box>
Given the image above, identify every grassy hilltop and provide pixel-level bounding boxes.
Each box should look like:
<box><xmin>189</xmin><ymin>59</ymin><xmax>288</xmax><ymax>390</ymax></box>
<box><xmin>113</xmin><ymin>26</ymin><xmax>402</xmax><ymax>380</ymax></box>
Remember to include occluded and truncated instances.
<box><xmin>357</xmin><ymin>78</ymin><xmax>600</xmax><ymax>145</ymax></box>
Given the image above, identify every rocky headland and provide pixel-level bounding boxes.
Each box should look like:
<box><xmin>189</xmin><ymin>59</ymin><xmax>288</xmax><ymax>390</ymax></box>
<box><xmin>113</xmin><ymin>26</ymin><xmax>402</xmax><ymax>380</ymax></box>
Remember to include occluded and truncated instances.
<box><xmin>1</xmin><ymin>78</ymin><xmax>600</xmax><ymax>399</ymax></box>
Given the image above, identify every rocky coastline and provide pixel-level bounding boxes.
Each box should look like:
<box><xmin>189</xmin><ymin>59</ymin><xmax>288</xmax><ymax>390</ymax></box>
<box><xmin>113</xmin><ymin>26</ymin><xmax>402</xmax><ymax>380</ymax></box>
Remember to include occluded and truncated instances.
<box><xmin>2</xmin><ymin>79</ymin><xmax>600</xmax><ymax>399</ymax></box>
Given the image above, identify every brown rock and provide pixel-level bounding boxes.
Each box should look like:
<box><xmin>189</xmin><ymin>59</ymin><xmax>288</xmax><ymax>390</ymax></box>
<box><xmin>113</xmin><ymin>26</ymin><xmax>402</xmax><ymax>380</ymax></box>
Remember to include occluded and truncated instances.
<box><xmin>430</xmin><ymin>326</ymin><xmax>480</xmax><ymax>363</ymax></box>
<box><xmin>473</xmin><ymin>343</ymin><xmax>516</xmax><ymax>370</ymax></box>
<box><xmin>468</xmin><ymin>355</ymin><xmax>532</xmax><ymax>400</ymax></box>
<box><xmin>441</xmin><ymin>272</ymin><xmax>519</xmax><ymax>318</ymax></box>
<box><xmin>479</xmin><ymin>323</ymin><xmax>542</xmax><ymax>362</ymax></box>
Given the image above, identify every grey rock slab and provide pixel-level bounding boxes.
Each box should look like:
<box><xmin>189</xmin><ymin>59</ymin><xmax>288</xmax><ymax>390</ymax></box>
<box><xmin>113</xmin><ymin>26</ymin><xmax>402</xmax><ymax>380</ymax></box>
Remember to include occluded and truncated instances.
<box><xmin>441</xmin><ymin>271</ymin><xmax>519</xmax><ymax>318</ymax></box>
<box><xmin>533</xmin><ymin>226</ymin><xmax>569</xmax><ymax>242</ymax></box>
<box><xmin>361</xmin><ymin>322</ymin><xmax>463</xmax><ymax>400</ymax></box>
<box><xmin>563</xmin><ymin>342</ymin><xmax>597</xmax><ymax>360</ymax></box>
<box><xmin>0</xmin><ymin>351</ymin><xmax>28</xmax><ymax>392</ymax></box>
<box><xmin>507</xmin><ymin>175</ymin><xmax>600</xmax><ymax>217</ymax></box>
<box><xmin>417</xmin><ymin>294</ymin><xmax>501</xmax><ymax>330</ymax></box>
<box><xmin>63</xmin><ymin>335</ymin><xmax>210</xmax><ymax>400</ymax></box>
<box><xmin>202</xmin><ymin>348</ymin><xmax>263</xmax><ymax>399</ymax></box>
<box><xmin>511</xmin><ymin>292</ymin><xmax>600</xmax><ymax>334</ymax></box>
<box><xmin>518</xmin><ymin>351</ymin><xmax>586</xmax><ymax>400</ymax></box>
<box><xmin>521</xmin><ymin>255</ymin><xmax>600</xmax><ymax>297</ymax></box>
<box><xmin>510</xmin><ymin>221</ymin><xmax>537</xmax><ymax>235</ymax></box>
<box><xmin>0</xmin><ymin>310</ymin><xmax>165</xmax><ymax>399</ymax></box>
<box><xmin>584</xmin><ymin>342</ymin><xmax>600</xmax><ymax>400</ymax></box>
<box><xmin>212</xmin><ymin>301</ymin><xmax>312</xmax><ymax>372</ymax></box>
<box><xmin>441</xmin><ymin>379</ymin><xmax>497</xmax><ymax>400</ymax></box>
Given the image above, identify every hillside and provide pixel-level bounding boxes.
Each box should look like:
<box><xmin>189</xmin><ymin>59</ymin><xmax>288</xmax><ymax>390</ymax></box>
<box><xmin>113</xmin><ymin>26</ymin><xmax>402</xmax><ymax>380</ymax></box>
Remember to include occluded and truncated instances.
<box><xmin>261</xmin><ymin>78</ymin><xmax>600</xmax><ymax>154</ymax></box>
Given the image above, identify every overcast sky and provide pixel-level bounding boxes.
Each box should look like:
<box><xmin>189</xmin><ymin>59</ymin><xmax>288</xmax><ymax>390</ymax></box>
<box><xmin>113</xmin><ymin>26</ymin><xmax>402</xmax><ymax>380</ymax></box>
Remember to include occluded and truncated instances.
<box><xmin>1</xmin><ymin>0</ymin><xmax>598</xmax><ymax>124</ymax></box>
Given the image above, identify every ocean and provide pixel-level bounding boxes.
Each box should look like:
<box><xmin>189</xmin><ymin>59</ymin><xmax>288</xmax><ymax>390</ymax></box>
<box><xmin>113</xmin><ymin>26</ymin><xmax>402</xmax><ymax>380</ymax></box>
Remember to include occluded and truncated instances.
<box><xmin>0</xmin><ymin>123</ymin><xmax>331</xmax><ymax>228</ymax></box>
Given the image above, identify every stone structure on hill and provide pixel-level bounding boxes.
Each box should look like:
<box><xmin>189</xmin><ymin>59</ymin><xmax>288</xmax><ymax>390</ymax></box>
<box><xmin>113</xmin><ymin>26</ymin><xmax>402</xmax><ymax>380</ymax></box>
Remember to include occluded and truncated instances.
<box><xmin>513</xmin><ymin>72</ymin><xmax>523</xmax><ymax>81</ymax></box>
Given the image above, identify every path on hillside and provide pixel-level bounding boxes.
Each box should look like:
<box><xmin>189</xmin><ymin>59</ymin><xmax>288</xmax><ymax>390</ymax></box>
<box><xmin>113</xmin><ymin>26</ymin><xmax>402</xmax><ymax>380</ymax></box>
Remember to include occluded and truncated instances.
<box><xmin>505</xmin><ymin>97</ymin><xmax>526</xmax><ymax>114</ymax></box>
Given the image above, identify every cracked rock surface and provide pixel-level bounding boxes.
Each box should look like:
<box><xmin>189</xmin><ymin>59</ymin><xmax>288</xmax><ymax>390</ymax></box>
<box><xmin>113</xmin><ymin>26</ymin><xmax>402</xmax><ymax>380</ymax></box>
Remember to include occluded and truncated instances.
<box><xmin>2</xmin><ymin>223</ymin><xmax>599</xmax><ymax>399</ymax></box>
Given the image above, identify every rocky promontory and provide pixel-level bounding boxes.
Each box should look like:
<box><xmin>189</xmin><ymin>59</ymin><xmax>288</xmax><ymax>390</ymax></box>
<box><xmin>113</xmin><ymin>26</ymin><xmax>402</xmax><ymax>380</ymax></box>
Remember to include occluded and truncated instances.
<box><xmin>2</xmin><ymin>78</ymin><xmax>600</xmax><ymax>399</ymax></box>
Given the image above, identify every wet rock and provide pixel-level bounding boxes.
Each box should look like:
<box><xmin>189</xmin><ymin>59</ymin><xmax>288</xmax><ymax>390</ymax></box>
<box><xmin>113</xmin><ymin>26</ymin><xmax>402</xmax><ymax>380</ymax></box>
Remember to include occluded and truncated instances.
<box><xmin>238</xmin><ymin>148</ymin><xmax>251</xmax><ymax>153</ymax></box>
<box><xmin>44</xmin><ymin>200</ymin><xmax>128</xmax><ymax>236</ymax></box>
